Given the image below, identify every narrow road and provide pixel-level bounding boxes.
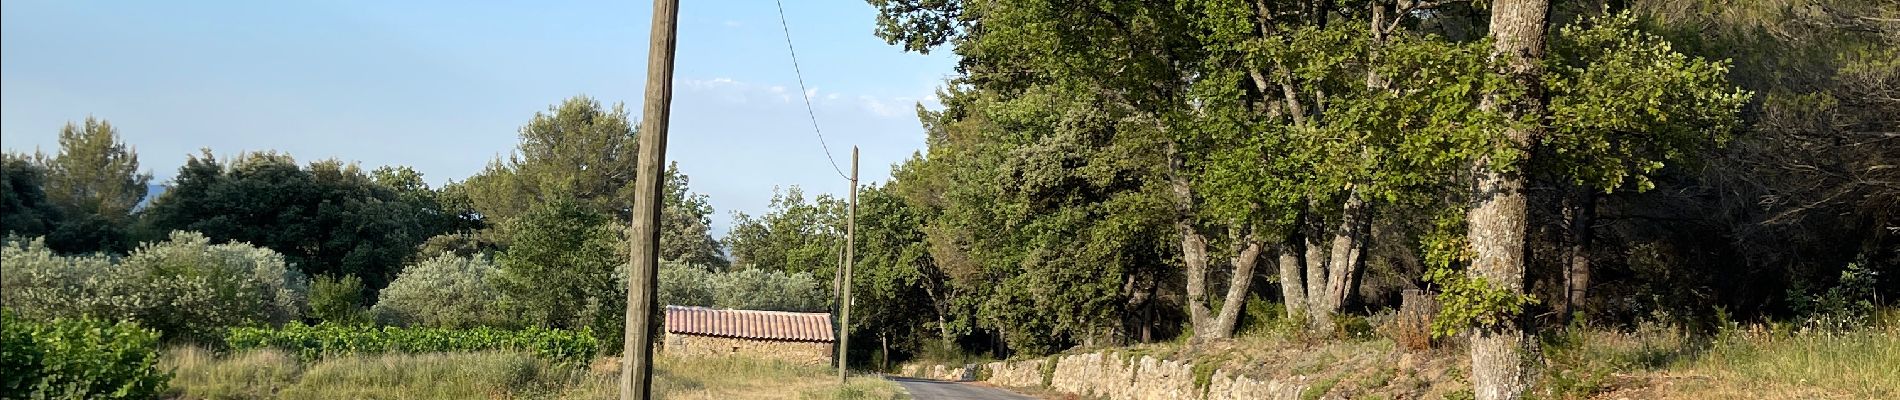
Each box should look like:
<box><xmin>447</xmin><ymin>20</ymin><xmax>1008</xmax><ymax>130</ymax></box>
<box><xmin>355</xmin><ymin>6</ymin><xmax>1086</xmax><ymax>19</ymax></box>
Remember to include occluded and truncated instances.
<box><xmin>887</xmin><ymin>376</ymin><xmax>1038</xmax><ymax>400</ymax></box>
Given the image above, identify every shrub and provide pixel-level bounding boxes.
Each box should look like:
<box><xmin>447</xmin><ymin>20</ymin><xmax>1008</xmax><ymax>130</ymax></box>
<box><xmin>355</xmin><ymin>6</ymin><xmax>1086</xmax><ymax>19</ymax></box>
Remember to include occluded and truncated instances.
<box><xmin>2</xmin><ymin>232</ymin><xmax>309</xmax><ymax>343</ymax></box>
<box><xmin>657</xmin><ymin>262</ymin><xmax>828</xmax><ymax>313</ymax></box>
<box><xmin>225</xmin><ymin>323</ymin><xmax>598</xmax><ymax>364</ymax></box>
<box><xmin>658</xmin><ymin>260</ymin><xmax>715</xmax><ymax>308</ymax></box>
<box><xmin>711</xmin><ymin>268</ymin><xmax>828</xmax><ymax>312</ymax></box>
<box><xmin>309</xmin><ymin>274</ymin><xmax>369</xmax><ymax>325</ymax></box>
<box><xmin>1788</xmin><ymin>262</ymin><xmax>1878</xmax><ymax>331</ymax></box>
<box><xmin>1</xmin><ymin>311</ymin><xmax>170</xmax><ymax>399</ymax></box>
<box><xmin>371</xmin><ymin>252</ymin><xmax>505</xmax><ymax>329</ymax></box>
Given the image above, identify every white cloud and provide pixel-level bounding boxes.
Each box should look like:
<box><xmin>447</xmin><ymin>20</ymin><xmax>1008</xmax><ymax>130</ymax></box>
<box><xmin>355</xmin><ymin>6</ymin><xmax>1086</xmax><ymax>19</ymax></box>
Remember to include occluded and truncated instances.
<box><xmin>859</xmin><ymin>95</ymin><xmax>898</xmax><ymax>117</ymax></box>
<box><xmin>768</xmin><ymin>86</ymin><xmax>790</xmax><ymax>103</ymax></box>
<box><xmin>679</xmin><ymin>76</ymin><xmax>933</xmax><ymax>119</ymax></box>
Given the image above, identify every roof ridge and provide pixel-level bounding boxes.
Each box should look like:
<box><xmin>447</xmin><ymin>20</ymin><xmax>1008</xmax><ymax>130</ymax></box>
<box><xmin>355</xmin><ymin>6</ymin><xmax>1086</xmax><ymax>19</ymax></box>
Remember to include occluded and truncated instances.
<box><xmin>663</xmin><ymin>305</ymin><xmax>829</xmax><ymax>317</ymax></box>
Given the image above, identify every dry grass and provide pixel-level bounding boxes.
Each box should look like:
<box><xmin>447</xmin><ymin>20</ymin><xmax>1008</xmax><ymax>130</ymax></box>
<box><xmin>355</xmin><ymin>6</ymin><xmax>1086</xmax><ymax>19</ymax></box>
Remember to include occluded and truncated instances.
<box><xmin>163</xmin><ymin>348</ymin><xmax>904</xmax><ymax>400</ymax></box>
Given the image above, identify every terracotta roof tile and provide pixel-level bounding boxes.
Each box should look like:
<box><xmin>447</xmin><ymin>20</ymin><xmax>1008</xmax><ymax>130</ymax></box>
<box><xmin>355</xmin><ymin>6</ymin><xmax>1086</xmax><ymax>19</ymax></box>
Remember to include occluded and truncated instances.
<box><xmin>663</xmin><ymin>305</ymin><xmax>835</xmax><ymax>342</ymax></box>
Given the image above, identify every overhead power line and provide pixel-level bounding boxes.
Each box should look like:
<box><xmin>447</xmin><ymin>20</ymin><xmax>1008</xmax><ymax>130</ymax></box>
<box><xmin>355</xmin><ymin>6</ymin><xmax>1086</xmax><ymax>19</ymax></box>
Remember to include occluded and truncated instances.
<box><xmin>774</xmin><ymin>0</ymin><xmax>850</xmax><ymax>181</ymax></box>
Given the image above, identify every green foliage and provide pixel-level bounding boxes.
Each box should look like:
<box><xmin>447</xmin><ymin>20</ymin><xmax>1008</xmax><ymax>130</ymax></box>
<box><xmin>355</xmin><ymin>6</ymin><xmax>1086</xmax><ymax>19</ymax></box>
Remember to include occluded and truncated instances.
<box><xmin>39</xmin><ymin>117</ymin><xmax>151</xmax><ymax>222</ymax></box>
<box><xmin>139</xmin><ymin>151</ymin><xmax>470</xmax><ymax>290</ymax></box>
<box><xmin>0</xmin><ymin>154</ymin><xmax>62</xmax><ymax>239</ymax></box>
<box><xmin>1235</xmin><ymin>298</ymin><xmax>1292</xmax><ymax>337</ymax></box>
<box><xmin>494</xmin><ymin>199</ymin><xmax>624</xmax><ymax>352</ymax></box>
<box><xmin>457</xmin><ymin>96</ymin><xmax>723</xmax><ymax>267</ymax></box>
<box><xmin>1787</xmin><ymin>263</ymin><xmax>1879</xmax><ymax>331</ymax></box>
<box><xmin>29</xmin><ymin>117</ymin><xmax>151</xmax><ymax>255</ymax></box>
<box><xmin>2</xmin><ymin>311</ymin><xmax>170</xmax><ymax>399</ymax></box>
<box><xmin>1425</xmin><ymin>270</ymin><xmax>1538</xmax><ymax>339</ymax></box>
<box><xmin>1300</xmin><ymin>375</ymin><xmax>1342</xmax><ymax>400</ymax></box>
<box><xmin>308</xmin><ymin>275</ymin><xmax>370</xmax><ymax>326</ymax></box>
<box><xmin>722</xmin><ymin>186</ymin><xmax>846</xmax><ymax>275</ymax></box>
<box><xmin>224</xmin><ymin>323</ymin><xmax>598</xmax><ymax>365</ymax></box>
<box><xmin>659</xmin><ymin>261</ymin><xmax>829</xmax><ymax>313</ymax></box>
<box><xmin>2</xmin><ymin>233</ymin><xmax>308</xmax><ymax>343</ymax></box>
<box><xmin>847</xmin><ymin>182</ymin><xmax>946</xmax><ymax>355</ymax></box>
<box><xmin>1542</xmin><ymin>10</ymin><xmax>1752</xmax><ymax>193</ymax></box>
<box><xmin>372</xmin><ymin>252</ymin><xmax>506</xmax><ymax>329</ymax></box>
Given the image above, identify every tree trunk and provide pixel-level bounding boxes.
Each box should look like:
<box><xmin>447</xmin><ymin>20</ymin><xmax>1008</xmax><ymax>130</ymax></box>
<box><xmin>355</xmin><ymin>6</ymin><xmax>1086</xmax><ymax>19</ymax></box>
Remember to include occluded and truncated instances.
<box><xmin>1303</xmin><ymin>228</ymin><xmax>1333</xmax><ymax>330</ymax></box>
<box><xmin>1325</xmin><ymin>194</ymin><xmax>1370</xmax><ymax>314</ymax></box>
<box><xmin>1562</xmin><ymin>189</ymin><xmax>1595</xmax><ymax>324</ymax></box>
<box><xmin>1470</xmin><ymin>0</ymin><xmax>1550</xmax><ymax>399</ymax></box>
<box><xmin>1208</xmin><ymin>237</ymin><xmax>1264</xmax><ymax>339</ymax></box>
<box><xmin>1180</xmin><ymin>222</ymin><xmax>1214</xmax><ymax>338</ymax></box>
<box><xmin>1277</xmin><ymin>241</ymin><xmax>1307</xmax><ymax>318</ymax></box>
<box><xmin>1143</xmin><ymin>281</ymin><xmax>1158</xmax><ymax>342</ymax></box>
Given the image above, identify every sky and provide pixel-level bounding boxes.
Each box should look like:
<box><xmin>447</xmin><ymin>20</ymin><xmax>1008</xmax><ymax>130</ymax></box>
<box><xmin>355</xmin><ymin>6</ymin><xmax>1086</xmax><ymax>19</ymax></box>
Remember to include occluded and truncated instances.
<box><xmin>1</xmin><ymin>0</ymin><xmax>956</xmax><ymax>236</ymax></box>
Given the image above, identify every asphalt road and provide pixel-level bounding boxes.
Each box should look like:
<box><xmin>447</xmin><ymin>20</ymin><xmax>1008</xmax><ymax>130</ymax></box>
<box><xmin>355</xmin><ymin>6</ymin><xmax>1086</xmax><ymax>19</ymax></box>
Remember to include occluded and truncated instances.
<box><xmin>887</xmin><ymin>377</ymin><xmax>1038</xmax><ymax>400</ymax></box>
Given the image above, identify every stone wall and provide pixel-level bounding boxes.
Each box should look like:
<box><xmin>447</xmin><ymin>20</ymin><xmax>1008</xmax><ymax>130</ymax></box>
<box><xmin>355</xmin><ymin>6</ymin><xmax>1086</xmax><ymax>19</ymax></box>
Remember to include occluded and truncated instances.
<box><xmin>899</xmin><ymin>351</ymin><xmax>1308</xmax><ymax>400</ymax></box>
<box><xmin>984</xmin><ymin>358</ymin><xmax>1045</xmax><ymax>387</ymax></box>
<box><xmin>899</xmin><ymin>363</ymin><xmax>978</xmax><ymax>381</ymax></box>
<box><xmin>662</xmin><ymin>333</ymin><xmax>832</xmax><ymax>365</ymax></box>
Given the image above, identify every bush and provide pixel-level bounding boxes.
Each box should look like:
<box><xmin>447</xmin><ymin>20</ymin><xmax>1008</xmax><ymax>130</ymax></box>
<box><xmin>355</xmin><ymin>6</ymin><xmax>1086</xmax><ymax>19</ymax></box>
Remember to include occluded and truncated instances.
<box><xmin>309</xmin><ymin>274</ymin><xmax>369</xmax><ymax>325</ymax></box>
<box><xmin>1788</xmin><ymin>262</ymin><xmax>1879</xmax><ymax>331</ymax></box>
<box><xmin>658</xmin><ymin>260</ymin><xmax>716</xmax><ymax>308</ymax></box>
<box><xmin>2</xmin><ymin>232</ymin><xmax>309</xmax><ymax>343</ymax></box>
<box><xmin>657</xmin><ymin>262</ymin><xmax>828</xmax><ymax>313</ymax></box>
<box><xmin>225</xmin><ymin>323</ymin><xmax>598</xmax><ymax>364</ymax></box>
<box><xmin>1</xmin><ymin>311</ymin><xmax>170</xmax><ymax>399</ymax></box>
<box><xmin>371</xmin><ymin>252</ymin><xmax>507</xmax><ymax>329</ymax></box>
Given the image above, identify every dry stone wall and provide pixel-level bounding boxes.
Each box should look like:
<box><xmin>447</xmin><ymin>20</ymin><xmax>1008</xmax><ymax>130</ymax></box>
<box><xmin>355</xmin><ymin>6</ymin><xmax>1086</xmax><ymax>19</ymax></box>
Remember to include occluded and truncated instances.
<box><xmin>662</xmin><ymin>333</ymin><xmax>832</xmax><ymax>365</ymax></box>
<box><xmin>900</xmin><ymin>350</ymin><xmax>1308</xmax><ymax>400</ymax></box>
<box><xmin>899</xmin><ymin>363</ymin><xmax>978</xmax><ymax>381</ymax></box>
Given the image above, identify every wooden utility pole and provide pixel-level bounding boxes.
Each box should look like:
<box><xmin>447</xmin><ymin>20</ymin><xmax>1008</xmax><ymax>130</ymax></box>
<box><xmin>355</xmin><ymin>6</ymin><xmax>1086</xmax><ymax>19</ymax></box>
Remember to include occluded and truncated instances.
<box><xmin>622</xmin><ymin>0</ymin><xmax>680</xmax><ymax>398</ymax></box>
<box><xmin>837</xmin><ymin>147</ymin><xmax>858</xmax><ymax>383</ymax></box>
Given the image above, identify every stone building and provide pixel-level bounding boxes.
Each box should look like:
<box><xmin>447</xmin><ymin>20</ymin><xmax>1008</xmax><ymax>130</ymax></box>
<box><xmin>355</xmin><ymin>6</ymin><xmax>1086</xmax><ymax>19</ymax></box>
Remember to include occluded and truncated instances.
<box><xmin>661</xmin><ymin>305</ymin><xmax>834</xmax><ymax>365</ymax></box>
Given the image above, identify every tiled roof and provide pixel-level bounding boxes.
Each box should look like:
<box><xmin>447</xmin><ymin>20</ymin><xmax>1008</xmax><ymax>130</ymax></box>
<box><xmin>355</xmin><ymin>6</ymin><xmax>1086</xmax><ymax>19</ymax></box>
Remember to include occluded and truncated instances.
<box><xmin>663</xmin><ymin>305</ymin><xmax>835</xmax><ymax>342</ymax></box>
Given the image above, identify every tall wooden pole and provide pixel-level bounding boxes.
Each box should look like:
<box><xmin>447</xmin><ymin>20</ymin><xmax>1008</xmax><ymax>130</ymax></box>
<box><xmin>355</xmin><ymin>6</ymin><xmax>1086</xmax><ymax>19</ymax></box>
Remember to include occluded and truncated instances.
<box><xmin>838</xmin><ymin>147</ymin><xmax>858</xmax><ymax>383</ymax></box>
<box><xmin>623</xmin><ymin>0</ymin><xmax>680</xmax><ymax>398</ymax></box>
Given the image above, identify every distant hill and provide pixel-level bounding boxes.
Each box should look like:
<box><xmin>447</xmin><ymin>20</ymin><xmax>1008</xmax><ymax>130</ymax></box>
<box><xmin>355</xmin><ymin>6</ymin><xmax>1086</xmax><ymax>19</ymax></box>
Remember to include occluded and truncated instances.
<box><xmin>136</xmin><ymin>183</ymin><xmax>166</xmax><ymax>211</ymax></box>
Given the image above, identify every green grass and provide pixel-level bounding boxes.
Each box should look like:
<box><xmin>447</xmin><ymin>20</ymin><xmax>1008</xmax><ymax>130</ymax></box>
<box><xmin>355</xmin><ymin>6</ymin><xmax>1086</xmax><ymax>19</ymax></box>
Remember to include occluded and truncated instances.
<box><xmin>1540</xmin><ymin>310</ymin><xmax>1900</xmax><ymax>399</ymax></box>
<box><xmin>163</xmin><ymin>347</ymin><xmax>906</xmax><ymax>400</ymax></box>
<box><xmin>1680</xmin><ymin>326</ymin><xmax>1900</xmax><ymax>398</ymax></box>
<box><xmin>1299</xmin><ymin>375</ymin><xmax>1342</xmax><ymax>400</ymax></box>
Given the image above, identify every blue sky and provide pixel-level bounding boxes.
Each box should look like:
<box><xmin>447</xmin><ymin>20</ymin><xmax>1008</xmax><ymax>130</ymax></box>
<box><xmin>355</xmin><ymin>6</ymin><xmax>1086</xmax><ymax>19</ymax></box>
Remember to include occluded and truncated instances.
<box><xmin>1</xmin><ymin>0</ymin><xmax>956</xmax><ymax>235</ymax></box>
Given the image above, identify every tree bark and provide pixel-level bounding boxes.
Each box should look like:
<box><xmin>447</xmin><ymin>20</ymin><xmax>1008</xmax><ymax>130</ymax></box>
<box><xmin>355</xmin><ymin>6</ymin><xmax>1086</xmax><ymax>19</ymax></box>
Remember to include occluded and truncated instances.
<box><xmin>1469</xmin><ymin>0</ymin><xmax>1550</xmax><ymax>399</ymax></box>
<box><xmin>1303</xmin><ymin>226</ymin><xmax>1333</xmax><ymax>330</ymax></box>
<box><xmin>1325</xmin><ymin>194</ymin><xmax>1370</xmax><ymax>314</ymax></box>
<box><xmin>1277</xmin><ymin>241</ymin><xmax>1307</xmax><ymax>318</ymax></box>
<box><xmin>1562</xmin><ymin>189</ymin><xmax>1595</xmax><ymax>324</ymax></box>
<box><xmin>1180</xmin><ymin>222</ymin><xmax>1214</xmax><ymax>338</ymax></box>
<box><xmin>1209</xmin><ymin>237</ymin><xmax>1265</xmax><ymax>339</ymax></box>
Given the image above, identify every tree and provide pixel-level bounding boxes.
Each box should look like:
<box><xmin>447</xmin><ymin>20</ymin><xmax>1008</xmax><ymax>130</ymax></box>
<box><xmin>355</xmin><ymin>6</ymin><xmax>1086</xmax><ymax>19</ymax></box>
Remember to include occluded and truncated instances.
<box><xmin>659</xmin><ymin>164</ymin><xmax>725</xmax><ymax>268</ymax></box>
<box><xmin>459</xmin><ymin>96</ymin><xmax>723</xmax><ymax>265</ymax></box>
<box><xmin>494</xmin><ymin>198</ymin><xmax>625</xmax><ymax>343</ymax></box>
<box><xmin>1</xmin><ymin>153</ymin><xmax>61</xmax><ymax>238</ymax></box>
<box><xmin>850</xmin><ymin>181</ymin><xmax>950</xmax><ymax>363</ymax></box>
<box><xmin>723</xmin><ymin>186</ymin><xmax>846</xmax><ymax>275</ymax></box>
<box><xmin>41</xmin><ymin>117</ymin><xmax>150</xmax><ymax>223</ymax></box>
<box><xmin>32</xmin><ymin>117</ymin><xmax>151</xmax><ymax>254</ymax></box>
<box><xmin>1464</xmin><ymin>0</ymin><xmax>1552</xmax><ymax>398</ymax></box>
<box><xmin>139</xmin><ymin>150</ymin><xmax>465</xmax><ymax>290</ymax></box>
